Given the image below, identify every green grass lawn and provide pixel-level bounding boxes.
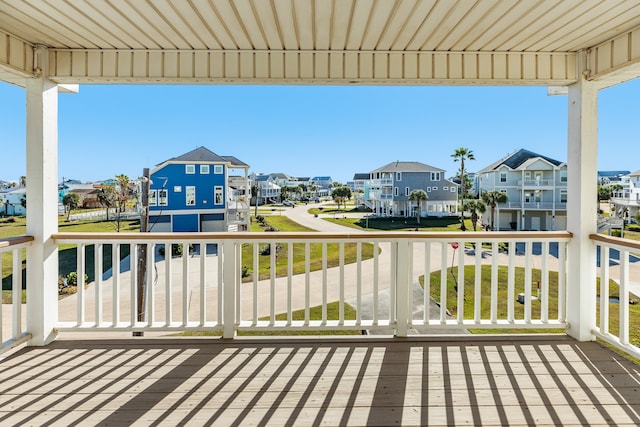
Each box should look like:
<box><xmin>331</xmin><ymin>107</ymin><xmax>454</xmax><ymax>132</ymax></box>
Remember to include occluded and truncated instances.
<box><xmin>245</xmin><ymin>214</ymin><xmax>374</xmax><ymax>282</ymax></box>
<box><xmin>1</xmin><ymin>216</ymin><xmax>139</xmax><ymax>292</ymax></box>
<box><xmin>179</xmin><ymin>301</ymin><xmax>360</xmax><ymax>336</ymax></box>
<box><xmin>423</xmin><ymin>264</ymin><xmax>640</xmax><ymax>363</ymax></box>
<box><xmin>326</xmin><ymin>215</ymin><xmax>474</xmax><ymax>232</ymax></box>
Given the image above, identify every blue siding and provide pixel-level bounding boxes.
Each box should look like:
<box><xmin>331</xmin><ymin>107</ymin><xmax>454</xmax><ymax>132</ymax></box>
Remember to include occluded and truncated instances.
<box><xmin>173</xmin><ymin>214</ymin><xmax>199</xmax><ymax>232</ymax></box>
<box><xmin>149</xmin><ymin>163</ymin><xmax>226</xmax><ymax>212</ymax></box>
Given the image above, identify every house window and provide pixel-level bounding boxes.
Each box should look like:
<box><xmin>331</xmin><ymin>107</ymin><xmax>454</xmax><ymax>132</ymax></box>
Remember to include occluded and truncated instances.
<box><xmin>186</xmin><ymin>186</ymin><xmax>196</xmax><ymax>206</ymax></box>
<box><xmin>200</xmin><ymin>165</ymin><xmax>210</xmax><ymax>174</ymax></box>
<box><xmin>158</xmin><ymin>189</ymin><xmax>168</xmax><ymax>206</ymax></box>
<box><xmin>431</xmin><ymin>172</ymin><xmax>441</xmax><ymax>181</ymax></box>
<box><xmin>405</xmin><ymin>187</ymin><xmax>410</xmax><ymax>196</ymax></box>
<box><xmin>394</xmin><ymin>187</ymin><xmax>399</xmax><ymax>196</ymax></box>
<box><xmin>560</xmin><ymin>190</ymin><xmax>568</xmax><ymax>203</ymax></box>
<box><xmin>214</xmin><ymin>186</ymin><xmax>223</xmax><ymax>205</ymax></box>
<box><xmin>396</xmin><ymin>172</ymin><xmax>402</xmax><ymax>181</ymax></box>
<box><xmin>560</xmin><ymin>171</ymin><xmax>567</xmax><ymax>182</ymax></box>
<box><xmin>500</xmin><ymin>172</ymin><xmax>507</xmax><ymax>183</ymax></box>
<box><xmin>174</xmin><ymin>186</ymin><xmax>182</xmax><ymax>192</ymax></box>
<box><xmin>524</xmin><ymin>192</ymin><xmax>532</xmax><ymax>203</ymax></box>
<box><xmin>214</xmin><ymin>165</ymin><xmax>223</xmax><ymax>174</ymax></box>
<box><xmin>149</xmin><ymin>189</ymin><xmax>157</xmax><ymax>206</ymax></box>
<box><xmin>427</xmin><ymin>187</ymin><xmax>431</xmax><ymax>192</ymax></box>
<box><xmin>432</xmin><ymin>186</ymin><xmax>438</xmax><ymax>191</ymax></box>
<box><xmin>186</xmin><ymin>165</ymin><xmax>195</xmax><ymax>174</ymax></box>
<box><xmin>450</xmin><ymin>187</ymin><xmax>456</xmax><ymax>193</ymax></box>
<box><xmin>443</xmin><ymin>186</ymin><xmax>448</xmax><ymax>191</ymax></box>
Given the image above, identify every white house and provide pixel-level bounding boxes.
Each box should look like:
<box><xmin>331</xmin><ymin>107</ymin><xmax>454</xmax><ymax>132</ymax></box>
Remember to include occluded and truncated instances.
<box><xmin>0</xmin><ymin>188</ymin><xmax>27</xmax><ymax>216</ymax></box>
<box><xmin>610</xmin><ymin>169</ymin><xmax>640</xmax><ymax>220</ymax></box>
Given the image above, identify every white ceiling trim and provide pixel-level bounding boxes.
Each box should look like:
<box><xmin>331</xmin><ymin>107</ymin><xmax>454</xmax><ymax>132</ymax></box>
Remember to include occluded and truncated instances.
<box><xmin>46</xmin><ymin>48</ymin><xmax>577</xmax><ymax>86</ymax></box>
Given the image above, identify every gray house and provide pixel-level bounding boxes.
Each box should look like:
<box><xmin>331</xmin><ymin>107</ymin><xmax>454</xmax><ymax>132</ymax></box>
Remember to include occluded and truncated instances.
<box><xmin>477</xmin><ymin>149</ymin><xmax>567</xmax><ymax>231</ymax></box>
<box><xmin>365</xmin><ymin>161</ymin><xmax>459</xmax><ymax>218</ymax></box>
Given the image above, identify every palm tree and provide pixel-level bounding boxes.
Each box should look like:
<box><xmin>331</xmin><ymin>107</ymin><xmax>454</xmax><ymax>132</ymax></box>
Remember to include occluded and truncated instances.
<box><xmin>62</xmin><ymin>192</ymin><xmax>81</xmax><ymax>221</ymax></box>
<box><xmin>463</xmin><ymin>199</ymin><xmax>486</xmax><ymax>231</ymax></box>
<box><xmin>97</xmin><ymin>185</ymin><xmax>117</xmax><ymax>221</ymax></box>
<box><xmin>18</xmin><ymin>175</ymin><xmax>26</xmax><ymax>188</ymax></box>
<box><xmin>451</xmin><ymin>147</ymin><xmax>475</xmax><ymax>231</ymax></box>
<box><xmin>481</xmin><ymin>191</ymin><xmax>508</xmax><ymax>231</ymax></box>
<box><xmin>408</xmin><ymin>189</ymin><xmax>428</xmax><ymax>224</ymax></box>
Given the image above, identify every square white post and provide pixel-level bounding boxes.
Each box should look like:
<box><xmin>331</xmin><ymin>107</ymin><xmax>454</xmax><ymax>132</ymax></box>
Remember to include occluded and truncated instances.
<box><xmin>566</xmin><ymin>51</ymin><xmax>598</xmax><ymax>341</ymax></box>
<box><xmin>25</xmin><ymin>46</ymin><xmax>59</xmax><ymax>346</ymax></box>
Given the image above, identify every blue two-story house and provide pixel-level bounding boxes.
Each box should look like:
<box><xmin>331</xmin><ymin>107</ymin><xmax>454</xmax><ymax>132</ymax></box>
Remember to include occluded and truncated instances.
<box><xmin>148</xmin><ymin>147</ymin><xmax>250</xmax><ymax>232</ymax></box>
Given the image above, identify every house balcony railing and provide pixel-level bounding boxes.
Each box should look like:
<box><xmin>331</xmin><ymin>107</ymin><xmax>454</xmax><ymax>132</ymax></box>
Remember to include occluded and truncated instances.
<box><xmin>517</xmin><ymin>179</ymin><xmax>564</xmax><ymax>187</ymax></box>
<box><xmin>505</xmin><ymin>202</ymin><xmax>567</xmax><ymax>210</ymax></box>
<box><xmin>3</xmin><ymin>231</ymin><xmax>639</xmax><ymax>361</ymax></box>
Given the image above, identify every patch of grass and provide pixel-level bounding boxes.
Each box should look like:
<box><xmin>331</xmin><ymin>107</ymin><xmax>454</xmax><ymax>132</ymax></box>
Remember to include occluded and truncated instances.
<box><xmin>2</xmin><ymin>218</ymin><xmax>139</xmax><ymax>291</ymax></box>
<box><xmin>326</xmin><ymin>216</ymin><xmax>473</xmax><ymax>232</ymax></box>
<box><xmin>422</xmin><ymin>265</ymin><xmax>640</xmax><ymax>349</ymax></box>
<box><xmin>178</xmin><ymin>302</ymin><xmax>360</xmax><ymax>336</ymax></box>
<box><xmin>1</xmin><ymin>289</ymin><xmax>26</xmax><ymax>304</ymax></box>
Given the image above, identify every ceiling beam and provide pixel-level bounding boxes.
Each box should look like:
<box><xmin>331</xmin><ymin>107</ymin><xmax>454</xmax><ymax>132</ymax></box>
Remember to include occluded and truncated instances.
<box><xmin>0</xmin><ymin>30</ymin><xmax>34</xmax><ymax>84</ymax></box>
<box><xmin>588</xmin><ymin>26</ymin><xmax>640</xmax><ymax>86</ymax></box>
<box><xmin>46</xmin><ymin>49</ymin><xmax>578</xmax><ymax>86</ymax></box>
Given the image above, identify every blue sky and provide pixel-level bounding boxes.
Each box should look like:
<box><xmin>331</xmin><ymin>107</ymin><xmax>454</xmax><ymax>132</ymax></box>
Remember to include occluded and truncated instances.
<box><xmin>1</xmin><ymin>79</ymin><xmax>638</xmax><ymax>184</ymax></box>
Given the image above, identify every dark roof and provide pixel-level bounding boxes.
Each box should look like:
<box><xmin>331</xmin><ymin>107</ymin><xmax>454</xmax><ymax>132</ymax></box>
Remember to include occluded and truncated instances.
<box><xmin>479</xmin><ymin>149</ymin><xmax>563</xmax><ymax>172</ymax></box>
<box><xmin>371</xmin><ymin>161</ymin><xmax>443</xmax><ymax>173</ymax></box>
<box><xmin>353</xmin><ymin>173</ymin><xmax>370</xmax><ymax>180</ymax></box>
<box><xmin>598</xmin><ymin>170</ymin><xmax>631</xmax><ymax>177</ymax></box>
<box><xmin>161</xmin><ymin>147</ymin><xmax>248</xmax><ymax>167</ymax></box>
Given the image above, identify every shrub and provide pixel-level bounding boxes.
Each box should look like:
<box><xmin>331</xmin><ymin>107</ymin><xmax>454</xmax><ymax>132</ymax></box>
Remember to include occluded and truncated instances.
<box><xmin>627</xmin><ymin>224</ymin><xmax>640</xmax><ymax>232</ymax></box>
<box><xmin>65</xmin><ymin>271</ymin><xmax>88</xmax><ymax>287</ymax></box>
<box><xmin>241</xmin><ymin>265</ymin><xmax>250</xmax><ymax>278</ymax></box>
<box><xmin>611</xmin><ymin>229</ymin><xmax>622</xmax><ymax>237</ymax></box>
<box><xmin>159</xmin><ymin>243</ymin><xmax>183</xmax><ymax>257</ymax></box>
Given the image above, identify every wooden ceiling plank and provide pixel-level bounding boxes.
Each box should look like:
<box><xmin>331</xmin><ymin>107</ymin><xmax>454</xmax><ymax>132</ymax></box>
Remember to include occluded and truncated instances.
<box><xmin>151</xmin><ymin>0</ymin><xmax>207</xmax><ymax>49</ymax></box>
<box><xmin>313</xmin><ymin>0</ymin><xmax>332</xmax><ymax>50</ymax></box>
<box><xmin>330</xmin><ymin>0</ymin><xmax>354</xmax><ymax>50</ymax></box>
<box><xmin>106</xmin><ymin>0</ymin><xmax>175</xmax><ymax>48</ymax></box>
<box><xmin>251</xmin><ymin>0</ymin><xmax>283</xmax><ymax>49</ymax></box>
<box><xmin>232</xmin><ymin>0</ymin><xmax>268</xmax><ymax>50</ymax></box>
<box><xmin>127</xmin><ymin>0</ymin><xmax>191</xmax><ymax>49</ymax></box>
<box><xmin>360</xmin><ymin>0</ymin><xmax>397</xmax><ymax>50</ymax></box>
<box><xmin>210</xmin><ymin>0</ymin><xmax>253</xmax><ymax>49</ymax></box>
<box><xmin>440</xmin><ymin>0</ymin><xmax>504</xmax><ymax>50</ymax></box>
<box><xmin>390</xmin><ymin>0</ymin><xmax>437</xmax><ymax>50</ymax></box>
<box><xmin>375</xmin><ymin>0</ymin><xmax>419</xmax><ymax>50</ymax></box>
<box><xmin>69</xmin><ymin>0</ymin><xmax>159</xmax><ymax>49</ymax></box>
<box><xmin>292</xmin><ymin>0</ymin><xmax>314</xmax><ymax>49</ymax></box>
<box><xmin>405</xmin><ymin>0</ymin><xmax>456</xmax><ymax>51</ymax></box>
<box><xmin>553</xmin><ymin>3</ymin><xmax>640</xmax><ymax>52</ymax></box>
<box><xmin>167</xmin><ymin>0</ymin><xmax>222</xmax><ymax>49</ymax></box>
<box><xmin>272</xmin><ymin>0</ymin><xmax>299</xmax><ymax>50</ymax></box>
<box><xmin>420</xmin><ymin>0</ymin><xmax>477</xmax><ymax>51</ymax></box>
<box><xmin>346</xmin><ymin>0</ymin><xmax>373</xmax><ymax>50</ymax></box>
<box><xmin>190</xmin><ymin>0</ymin><xmax>236</xmax><ymax>49</ymax></box>
<box><xmin>3</xmin><ymin>0</ymin><xmax>98</xmax><ymax>48</ymax></box>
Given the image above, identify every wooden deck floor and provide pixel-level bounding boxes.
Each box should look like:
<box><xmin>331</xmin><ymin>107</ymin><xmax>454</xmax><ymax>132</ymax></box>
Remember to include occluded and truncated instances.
<box><xmin>1</xmin><ymin>336</ymin><xmax>639</xmax><ymax>426</ymax></box>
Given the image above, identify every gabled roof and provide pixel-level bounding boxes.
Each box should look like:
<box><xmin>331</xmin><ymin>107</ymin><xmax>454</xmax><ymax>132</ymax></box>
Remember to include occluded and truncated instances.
<box><xmin>371</xmin><ymin>161</ymin><xmax>444</xmax><ymax>174</ymax></box>
<box><xmin>630</xmin><ymin>170</ymin><xmax>640</xmax><ymax>176</ymax></box>
<box><xmin>269</xmin><ymin>173</ymin><xmax>290</xmax><ymax>180</ymax></box>
<box><xmin>353</xmin><ymin>173</ymin><xmax>370</xmax><ymax>180</ymax></box>
<box><xmin>312</xmin><ymin>176</ymin><xmax>332</xmax><ymax>181</ymax></box>
<box><xmin>598</xmin><ymin>170</ymin><xmax>631</xmax><ymax>178</ymax></box>
<box><xmin>159</xmin><ymin>147</ymin><xmax>248</xmax><ymax>167</ymax></box>
<box><xmin>478</xmin><ymin>149</ymin><xmax>563</xmax><ymax>173</ymax></box>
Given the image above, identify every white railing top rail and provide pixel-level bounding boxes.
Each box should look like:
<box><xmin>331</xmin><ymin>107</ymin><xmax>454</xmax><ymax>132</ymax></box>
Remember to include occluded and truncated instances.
<box><xmin>53</xmin><ymin>231</ymin><xmax>573</xmax><ymax>244</ymax></box>
<box><xmin>590</xmin><ymin>233</ymin><xmax>640</xmax><ymax>252</ymax></box>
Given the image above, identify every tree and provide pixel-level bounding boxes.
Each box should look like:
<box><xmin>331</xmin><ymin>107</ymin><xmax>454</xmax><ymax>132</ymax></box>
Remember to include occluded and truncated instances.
<box><xmin>114</xmin><ymin>174</ymin><xmax>130</xmax><ymax>232</ymax></box>
<box><xmin>97</xmin><ymin>184</ymin><xmax>117</xmax><ymax>221</ymax></box>
<box><xmin>408</xmin><ymin>189</ymin><xmax>428</xmax><ymax>224</ymax></box>
<box><xmin>331</xmin><ymin>186</ymin><xmax>352</xmax><ymax>210</ymax></box>
<box><xmin>481</xmin><ymin>191</ymin><xmax>508</xmax><ymax>231</ymax></box>
<box><xmin>452</xmin><ymin>147</ymin><xmax>475</xmax><ymax>231</ymax></box>
<box><xmin>463</xmin><ymin>199</ymin><xmax>486</xmax><ymax>231</ymax></box>
<box><xmin>251</xmin><ymin>183</ymin><xmax>259</xmax><ymax>216</ymax></box>
<box><xmin>18</xmin><ymin>175</ymin><xmax>26</xmax><ymax>188</ymax></box>
<box><xmin>62</xmin><ymin>192</ymin><xmax>81</xmax><ymax>221</ymax></box>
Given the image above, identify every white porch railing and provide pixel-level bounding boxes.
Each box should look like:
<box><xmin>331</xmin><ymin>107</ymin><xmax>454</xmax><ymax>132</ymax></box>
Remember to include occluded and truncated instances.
<box><xmin>49</xmin><ymin>231</ymin><xmax>572</xmax><ymax>338</ymax></box>
<box><xmin>0</xmin><ymin>236</ymin><xmax>33</xmax><ymax>354</ymax></box>
<box><xmin>591</xmin><ymin>234</ymin><xmax>640</xmax><ymax>359</ymax></box>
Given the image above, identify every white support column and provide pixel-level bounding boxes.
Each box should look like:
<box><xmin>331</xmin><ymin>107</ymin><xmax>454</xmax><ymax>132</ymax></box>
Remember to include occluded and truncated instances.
<box><xmin>566</xmin><ymin>50</ymin><xmax>598</xmax><ymax>341</ymax></box>
<box><xmin>26</xmin><ymin>46</ymin><xmax>59</xmax><ymax>346</ymax></box>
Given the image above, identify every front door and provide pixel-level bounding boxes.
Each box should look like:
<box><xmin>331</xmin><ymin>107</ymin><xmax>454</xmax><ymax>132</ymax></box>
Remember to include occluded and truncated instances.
<box><xmin>531</xmin><ymin>216</ymin><xmax>541</xmax><ymax>231</ymax></box>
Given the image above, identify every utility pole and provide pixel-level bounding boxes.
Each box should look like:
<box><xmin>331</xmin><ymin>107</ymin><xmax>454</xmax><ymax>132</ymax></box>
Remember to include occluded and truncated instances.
<box><xmin>134</xmin><ymin>168</ymin><xmax>150</xmax><ymax>336</ymax></box>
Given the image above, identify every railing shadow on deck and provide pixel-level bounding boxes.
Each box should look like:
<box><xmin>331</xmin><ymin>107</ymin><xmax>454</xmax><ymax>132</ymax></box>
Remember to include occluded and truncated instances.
<box><xmin>1</xmin><ymin>336</ymin><xmax>639</xmax><ymax>426</ymax></box>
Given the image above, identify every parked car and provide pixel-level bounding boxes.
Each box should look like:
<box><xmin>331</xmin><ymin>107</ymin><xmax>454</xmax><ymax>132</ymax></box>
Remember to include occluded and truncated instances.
<box><xmin>282</xmin><ymin>200</ymin><xmax>294</xmax><ymax>206</ymax></box>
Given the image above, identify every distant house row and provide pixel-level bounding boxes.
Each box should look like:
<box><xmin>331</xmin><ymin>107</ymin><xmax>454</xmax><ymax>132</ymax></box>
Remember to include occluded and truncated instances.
<box><xmin>609</xmin><ymin>170</ymin><xmax>640</xmax><ymax>220</ymax></box>
<box><xmin>349</xmin><ymin>148</ymin><xmax>569</xmax><ymax>231</ymax></box>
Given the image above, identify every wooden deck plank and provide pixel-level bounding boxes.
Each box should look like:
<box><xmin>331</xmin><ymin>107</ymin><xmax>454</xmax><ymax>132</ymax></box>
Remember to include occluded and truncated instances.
<box><xmin>1</xmin><ymin>337</ymin><xmax>639</xmax><ymax>426</ymax></box>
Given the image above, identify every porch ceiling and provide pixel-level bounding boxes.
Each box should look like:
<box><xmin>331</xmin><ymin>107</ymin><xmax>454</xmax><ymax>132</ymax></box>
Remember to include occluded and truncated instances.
<box><xmin>2</xmin><ymin>0</ymin><xmax>640</xmax><ymax>86</ymax></box>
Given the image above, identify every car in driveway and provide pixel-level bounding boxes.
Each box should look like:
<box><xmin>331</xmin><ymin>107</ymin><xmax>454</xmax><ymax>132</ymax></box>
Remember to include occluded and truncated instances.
<box><xmin>282</xmin><ymin>200</ymin><xmax>294</xmax><ymax>206</ymax></box>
